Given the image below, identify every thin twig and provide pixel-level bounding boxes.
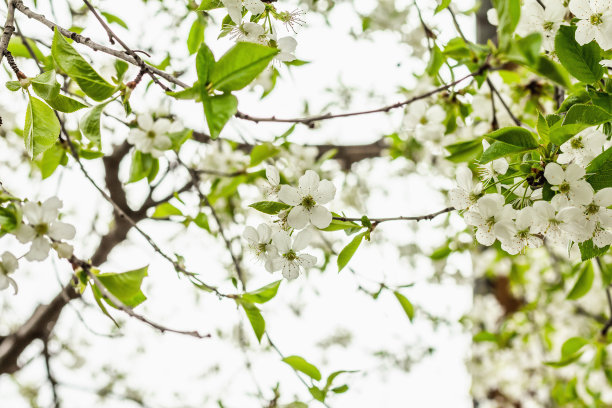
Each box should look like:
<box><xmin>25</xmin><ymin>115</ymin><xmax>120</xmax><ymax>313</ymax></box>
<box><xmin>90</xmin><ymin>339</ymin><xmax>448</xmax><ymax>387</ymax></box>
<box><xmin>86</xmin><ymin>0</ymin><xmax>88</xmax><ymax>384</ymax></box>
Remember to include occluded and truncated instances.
<box><xmin>12</xmin><ymin>0</ymin><xmax>188</xmax><ymax>88</ymax></box>
<box><xmin>333</xmin><ymin>207</ymin><xmax>455</xmax><ymax>224</ymax></box>
<box><xmin>42</xmin><ymin>339</ymin><xmax>61</xmax><ymax>408</ymax></box>
<box><xmin>235</xmin><ymin>65</ymin><xmax>489</xmax><ymax>126</ymax></box>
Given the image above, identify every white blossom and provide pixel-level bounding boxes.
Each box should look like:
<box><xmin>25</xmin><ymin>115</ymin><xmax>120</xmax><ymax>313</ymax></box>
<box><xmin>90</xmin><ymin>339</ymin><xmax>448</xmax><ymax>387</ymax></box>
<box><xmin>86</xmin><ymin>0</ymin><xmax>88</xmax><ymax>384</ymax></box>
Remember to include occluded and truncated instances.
<box><xmin>544</xmin><ymin>162</ymin><xmax>594</xmax><ymax>205</ymax></box>
<box><xmin>464</xmin><ymin>194</ymin><xmax>515</xmax><ymax>246</ymax></box>
<box><xmin>243</xmin><ymin>223</ymin><xmax>277</xmax><ymax>271</ymax></box>
<box><xmin>558</xmin><ymin>128</ymin><xmax>606</xmax><ymax>166</ymax></box>
<box><xmin>278</xmin><ymin>170</ymin><xmax>336</xmax><ymax>229</ymax></box>
<box><xmin>0</xmin><ymin>251</ymin><xmax>18</xmax><ymax>293</ymax></box>
<box><xmin>569</xmin><ymin>0</ymin><xmax>612</xmax><ymax>50</ymax></box>
<box><xmin>477</xmin><ymin>140</ymin><xmax>509</xmax><ymax>185</ymax></box>
<box><xmin>127</xmin><ymin>114</ymin><xmax>180</xmax><ymax>157</ymax></box>
<box><xmin>275</xmin><ymin>36</ymin><xmax>297</xmax><ymax>62</ymax></box>
<box><xmin>449</xmin><ymin>167</ymin><xmax>483</xmax><ymax>210</ymax></box>
<box><xmin>15</xmin><ymin>197</ymin><xmax>76</xmax><ymax>262</ymax></box>
<box><xmin>269</xmin><ymin>230</ymin><xmax>317</xmax><ymax>280</ymax></box>
<box><xmin>519</xmin><ymin>0</ymin><xmax>566</xmax><ymax>51</ymax></box>
<box><xmin>501</xmin><ymin>206</ymin><xmax>543</xmax><ymax>255</ymax></box>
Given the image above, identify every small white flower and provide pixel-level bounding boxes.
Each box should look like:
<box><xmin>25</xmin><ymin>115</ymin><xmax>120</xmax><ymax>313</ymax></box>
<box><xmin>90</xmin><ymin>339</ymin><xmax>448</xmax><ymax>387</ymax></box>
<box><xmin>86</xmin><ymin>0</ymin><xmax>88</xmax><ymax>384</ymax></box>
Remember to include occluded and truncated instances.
<box><xmin>558</xmin><ymin>128</ymin><xmax>606</xmax><ymax>166</ymax></box>
<box><xmin>518</xmin><ymin>0</ymin><xmax>566</xmax><ymax>51</ymax></box>
<box><xmin>276</xmin><ymin>36</ymin><xmax>297</xmax><ymax>62</ymax></box>
<box><xmin>243</xmin><ymin>223</ymin><xmax>277</xmax><ymax>272</ymax></box>
<box><xmin>15</xmin><ymin>197</ymin><xmax>76</xmax><ymax>262</ymax></box>
<box><xmin>501</xmin><ymin>206</ymin><xmax>543</xmax><ymax>255</ymax></box>
<box><xmin>532</xmin><ymin>196</ymin><xmax>584</xmax><ymax>244</ymax></box>
<box><xmin>582</xmin><ymin>187</ymin><xmax>612</xmax><ymax>247</ymax></box>
<box><xmin>449</xmin><ymin>167</ymin><xmax>483</xmax><ymax>210</ymax></box>
<box><xmin>569</xmin><ymin>0</ymin><xmax>612</xmax><ymax>50</ymax></box>
<box><xmin>478</xmin><ymin>140</ymin><xmax>509</xmax><ymax>185</ymax></box>
<box><xmin>0</xmin><ymin>251</ymin><xmax>18</xmax><ymax>293</ymax></box>
<box><xmin>127</xmin><ymin>114</ymin><xmax>180</xmax><ymax>157</ymax></box>
<box><xmin>232</xmin><ymin>22</ymin><xmax>268</xmax><ymax>44</ymax></box>
<box><xmin>269</xmin><ymin>230</ymin><xmax>317</xmax><ymax>280</ymax></box>
<box><xmin>278</xmin><ymin>170</ymin><xmax>336</xmax><ymax>229</ymax></box>
<box><xmin>221</xmin><ymin>0</ymin><xmax>243</xmax><ymax>25</ymax></box>
<box><xmin>464</xmin><ymin>194</ymin><xmax>515</xmax><ymax>246</ymax></box>
<box><xmin>544</xmin><ymin>162</ymin><xmax>594</xmax><ymax>205</ymax></box>
<box><xmin>404</xmin><ymin>101</ymin><xmax>446</xmax><ymax>143</ymax></box>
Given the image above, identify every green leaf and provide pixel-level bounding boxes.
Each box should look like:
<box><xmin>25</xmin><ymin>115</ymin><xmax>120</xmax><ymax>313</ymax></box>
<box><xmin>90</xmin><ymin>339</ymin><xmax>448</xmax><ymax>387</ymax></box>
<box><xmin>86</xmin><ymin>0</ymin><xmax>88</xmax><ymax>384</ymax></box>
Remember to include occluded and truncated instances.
<box><xmin>282</xmin><ymin>356</ymin><xmax>322</xmax><ymax>381</ymax></box>
<box><xmin>534</xmin><ymin>56</ymin><xmax>571</xmax><ymax>88</ymax></box>
<box><xmin>51</xmin><ymin>28</ymin><xmax>115</xmax><ymax>101</ymax></box>
<box><xmin>486</xmin><ymin>127</ymin><xmax>539</xmax><ymax>147</ymax></box>
<box><xmin>331</xmin><ymin>385</ymin><xmax>349</xmax><ymax>394</ymax></box>
<box><xmin>242</xmin><ymin>280</ymin><xmax>282</xmax><ymax>304</ymax></box>
<box><xmin>480</xmin><ymin>141</ymin><xmax>535</xmax><ymax>164</ymax></box>
<box><xmin>337</xmin><ymin>232</ymin><xmax>366</xmax><ymax>272</ymax></box>
<box><xmin>209</xmin><ymin>42</ymin><xmax>278</xmax><ymax>92</ymax></box>
<box><xmin>578</xmin><ymin>240</ymin><xmax>609</xmax><ymax>261</ymax></box>
<box><xmin>8</xmin><ymin>37</ymin><xmax>46</xmax><ymax>61</ymax></box>
<box><xmin>100</xmin><ymin>11</ymin><xmax>128</xmax><ymax>29</ymax></box>
<box><xmin>187</xmin><ymin>19</ymin><xmax>206</xmax><ymax>55</ymax></box>
<box><xmin>492</xmin><ymin>0</ymin><xmax>521</xmax><ymax>51</ymax></box>
<box><xmin>239</xmin><ymin>301</ymin><xmax>265</xmax><ymax>342</ymax></box>
<box><xmin>96</xmin><ymin>266</ymin><xmax>148</xmax><ymax>308</ymax></box>
<box><xmin>79</xmin><ymin>102</ymin><xmax>109</xmax><ymax>146</ymax></box>
<box><xmin>536</xmin><ymin>112</ymin><xmax>550</xmax><ymax>143</ymax></box>
<box><xmin>6</xmin><ymin>81</ymin><xmax>21</xmax><ymax>91</ymax></box>
<box><xmin>587</xmin><ymin>147</ymin><xmax>612</xmax><ymax>173</ymax></box>
<box><xmin>561</xmin><ymin>337</ymin><xmax>589</xmax><ymax>359</ymax></box>
<box><xmin>46</xmin><ymin>94</ymin><xmax>87</xmax><ymax>113</ymax></box>
<box><xmin>563</xmin><ymin>104</ymin><xmax>612</xmax><ymax>126</ymax></box>
<box><xmin>39</xmin><ymin>143</ymin><xmax>66</xmax><ymax>179</ymax></box>
<box><xmin>309</xmin><ymin>387</ymin><xmax>326</xmax><ymax>402</ymax></box>
<box><xmin>567</xmin><ymin>261</ymin><xmax>594</xmax><ymax>300</ymax></box>
<box><xmin>193</xmin><ymin>212</ymin><xmax>210</xmax><ymax>232</ymax></box>
<box><xmin>589</xmin><ymin>90</ymin><xmax>612</xmax><ymax>114</ymax></box>
<box><xmin>320</xmin><ymin>217</ymin><xmax>361</xmax><ymax>232</ymax></box>
<box><xmin>114</xmin><ymin>59</ymin><xmax>129</xmax><ymax>83</ymax></box>
<box><xmin>555</xmin><ymin>25</ymin><xmax>604</xmax><ymax>83</ymax></box>
<box><xmin>202</xmin><ymin>93</ymin><xmax>237</xmax><ymax>139</ymax></box>
<box><xmin>426</xmin><ymin>45</ymin><xmax>445</xmax><ymax>77</ymax></box>
<box><xmin>197</xmin><ymin>0</ymin><xmax>223</xmax><ymax>10</ymax></box>
<box><xmin>393</xmin><ymin>291</ymin><xmax>415</xmax><ymax>322</ymax></box>
<box><xmin>31</xmin><ymin>70</ymin><xmax>60</xmax><ymax>100</ymax></box>
<box><xmin>249</xmin><ymin>201</ymin><xmax>290</xmax><ymax>215</ymax></box>
<box><xmin>444</xmin><ymin>138</ymin><xmax>484</xmax><ymax>163</ymax></box>
<box><xmin>196</xmin><ymin>43</ymin><xmax>216</xmax><ymax>88</ymax></box>
<box><xmin>434</xmin><ymin>0</ymin><xmax>451</xmax><ymax>14</ymax></box>
<box><xmin>151</xmin><ymin>203</ymin><xmax>183</xmax><ymax>218</ymax></box>
<box><xmin>250</xmin><ymin>143</ymin><xmax>279</xmax><ymax>167</ymax></box>
<box><xmin>128</xmin><ymin>150</ymin><xmax>159</xmax><ymax>183</ymax></box>
<box><xmin>24</xmin><ymin>96</ymin><xmax>61</xmax><ymax>157</ymax></box>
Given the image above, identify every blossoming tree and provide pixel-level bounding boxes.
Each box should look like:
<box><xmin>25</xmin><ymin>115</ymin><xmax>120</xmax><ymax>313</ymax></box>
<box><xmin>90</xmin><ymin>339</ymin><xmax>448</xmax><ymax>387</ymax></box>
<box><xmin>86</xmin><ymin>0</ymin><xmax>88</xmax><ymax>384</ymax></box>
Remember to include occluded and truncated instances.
<box><xmin>2</xmin><ymin>0</ymin><xmax>612</xmax><ymax>406</ymax></box>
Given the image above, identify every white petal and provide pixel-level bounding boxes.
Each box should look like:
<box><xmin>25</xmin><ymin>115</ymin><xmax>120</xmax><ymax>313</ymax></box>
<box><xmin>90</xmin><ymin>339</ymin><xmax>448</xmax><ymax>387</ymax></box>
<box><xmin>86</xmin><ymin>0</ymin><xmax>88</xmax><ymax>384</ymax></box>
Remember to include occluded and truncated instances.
<box><xmin>313</xmin><ymin>180</ymin><xmax>336</xmax><ymax>204</ymax></box>
<box><xmin>243</xmin><ymin>226</ymin><xmax>259</xmax><ymax>244</ymax></box>
<box><xmin>574</xmin><ymin>20</ymin><xmax>597</xmax><ymax>45</ymax></box>
<box><xmin>48</xmin><ymin>221</ymin><xmax>76</xmax><ymax>240</ymax></box>
<box><xmin>257</xmin><ymin>223</ymin><xmax>272</xmax><ymax>242</ymax></box>
<box><xmin>594</xmin><ymin>188</ymin><xmax>612</xmax><ymax>207</ymax></box>
<box><xmin>244</xmin><ymin>0</ymin><xmax>265</xmax><ymax>15</ymax></box>
<box><xmin>298</xmin><ymin>170</ymin><xmax>320</xmax><ymax>196</ymax></box>
<box><xmin>544</xmin><ymin>162</ymin><xmax>564</xmax><ymax>185</ymax></box>
<box><xmin>569</xmin><ymin>180</ymin><xmax>594</xmax><ymax>205</ymax></box>
<box><xmin>282</xmin><ymin>262</ymin><xmax>300</xmax><ymax>280</ymax></box>
<box><xmin>569</xmin><ymin>0</ymin><xmax>593</xmax><ymax>19</ymax></box>
<box><xmin>287</xmin><ymin>206</ymin><xmax>309</xmax><ymax>229</ymax></box>
<box><xmin>297</xmin><ymin>254</ymin><xmax>317</xmax><ymax>269</ymax></box>
<box><xmin>278</xmin><ymin>36</ymin><xmax>297</xmax><ymax>53</ymax></box>
<box><xmin>26</xmin><ymin>237</ymin><xmax>51</xmax><ymax>262</ymax></box>
<box><xmin>456</xmin><ymin>167</ymin><xmax>474</xmax><ymax>191</ymax></box>
<box><xmin>221</xmin><ymin>0</ymin><xmax>243</xmax><ymax>25</ymax></box>
<box><xmin>278</xmin><ymin>185</ymin><xmax>301</xmax><ymax>206</ymax></box>
<box><xmin>310</xmin><ymin>205</ymin><xmax>332</xmax><ymax>229</ymax></box>
<box><xmin>1</xmin><ymin>252</ymin><xmax>18</xmax><ymax>273</ymax></box>
<box><xmin>266</xmin><ymin>166</ymin><xmax>280</xmax><ymax>186</ymax></box>
<box><xmin>137</xmin><ymin>114</ymin><xmax>154</xmax><ymax>131</ymax></box>
<box><xmin>22</xmin><ymin>201</ymin><xmax>43</xmax><ymax>224</ymax></box>
<box><xmin>292</xmin><ymin>229</ymin><xmax>312</xmax><ymax>251</ymax></box>
<box><xmin>565</xmin><ymin>163</ymin><xmax>586</xmax><ymax>182</ymax></box>
<box><xmin>272</xmin><ymin>231</ymin><xmax>292</xmax><ymax>253</ymax></box>
<box><xmin>15</xmin><ymin>225</ymin><xmax>36</xmax><ymax>243</ymax></box>
<box><xmin>53</xmin><ymin>242</ymin><xmax>73</xmax><ymax>259</ymax></box>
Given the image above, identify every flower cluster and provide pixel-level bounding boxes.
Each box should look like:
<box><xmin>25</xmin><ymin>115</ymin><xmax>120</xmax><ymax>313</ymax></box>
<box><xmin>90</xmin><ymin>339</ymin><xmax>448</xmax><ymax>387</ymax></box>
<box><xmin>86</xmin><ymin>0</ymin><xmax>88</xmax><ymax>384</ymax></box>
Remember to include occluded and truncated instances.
<box><xmin>127</xmin><ymin>113</ymin><xmax>182</xmax><ymax>157</ymax></box>
<box><xmin>451</xmin><ymin>126</ymin><xmax>612</xmax><ymax>255</ymax></box>
<box><xmin>243</xmin><ymin>168</ymin><xmax>336</xmax><ymax>280</ymax></box>
<box><xmin>0</xmin><ymin>196</ymin><xmax>76</xmax><ymax>293</ymax></box>
<box><xmin>221</xmin><ymin>0</ymin><xmax>301</xmax><ymax>62</ymax></box>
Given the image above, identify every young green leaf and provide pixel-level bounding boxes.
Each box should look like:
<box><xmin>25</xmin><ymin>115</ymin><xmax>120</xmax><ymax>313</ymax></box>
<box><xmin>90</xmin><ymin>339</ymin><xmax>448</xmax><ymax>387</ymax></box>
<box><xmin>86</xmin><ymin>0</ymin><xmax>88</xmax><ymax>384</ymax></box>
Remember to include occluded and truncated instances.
<box><xmin>79</xmin><ymin>101</ymin><xmax>110</xmax><ymax>146</ymax></box>
<box><xmin>24</xmin><ymin>95</ymin><xmax>61</xmax><ymax>157</ymax></box>
<box><xmin>31</xmin><ymin>70</ymin><xmax>60</xmax><ymax>100</ymax></box>
<box><xmin>39</xmin><ymin>143</ymin><xmax>66</xmax><ymax>179</ymax></box>
<box><xmin>567</xmin><ymin>261</ymin><xmax>594</xmax><ymax>300</ymax></box>
<box><xmin>129</xmin><ymin>150</ymin><xmax>159</xmax><ymax>183</ymax></box>
<box><xmin>248</xmin><ymin>201</ymin><xmax>291</xmax><ymax>215</ymax></box>
<box><xmin>209</xmin><ymin>42</ymin><xmax>278</xmax><ymax>92</ymax></box>
<box><xmin>282</xmin><ymin>355</ymin><xmax>322</xmax><ymax>381</ymax></box>
<box><xmin>151</xmin><ymin>203</ymin><xmax>183</xmax><ymax>218</ymax></box>
<box><xmin>46</xmin><ymin>94</ymin><xmax>87</xmax><ymax>113</ymax></box>
<box><xmin>337</xmin><ymin>232</ymin><xmax>366</xmax><ymax>272</ymax></box>
<box><xmin>250</xmin><ymin>143</ymin><xmax>279</xmax><ymax>167</ymax></box>
<box><xmin>242</xmin><ymin>280</ymin><xmax>282</xmax><ymax>304</ymax></box>
<box><xmin>202</xmin><ymin>93</ymin><xmax>238</xmax><ymax>139</ymax></box>
<box><xmin>51</xmin><ymin>28</ymin><xmax>115</xmax><ymax>101</ymax></box>
<box><xmin>393</xmin><ymin>291</ymin><xmax>415</xmax><ymax>322</ymax></box>
<box><xmin>96</xmin><ymin>266</ymin><xmax>148</xmax><ymax>308</ymax></box>
<box><xmin>187</xmin><ymin>18</ymin><xmax>206</xmax><ymax>55</ymax></box>
<box><xmin>196</xmin><ymin>43</ymin><xmax>216</xmax><ymax>87</ymax></box>
<box><xmin>239</xmin><ymin>301</ymin><xmax>265</xmax><ymax>342</ymax></box>
<box><xmin>555</xmin><ymin>25</ymin><xmax>604</xmax><ymax>83</ymax></box>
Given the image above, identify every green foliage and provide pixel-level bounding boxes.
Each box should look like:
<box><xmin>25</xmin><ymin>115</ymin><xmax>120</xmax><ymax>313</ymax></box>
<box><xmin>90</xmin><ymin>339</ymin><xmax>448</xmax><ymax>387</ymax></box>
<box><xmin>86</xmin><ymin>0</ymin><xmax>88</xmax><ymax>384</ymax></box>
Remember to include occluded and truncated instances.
<box><xmin>567</xmin><ymin>261</ymin><xmax>594</xmax><ymax>300</ymax></box>
<box><xmin>238</xmin><ymin>300</ymin><xmax>265</xmax><ymax>342</ymax></box>
<box><xmin>51</xmin><ymin>28</ymin><xmax>115</xmax><ymax>101</ymax></box>
<box><xmin>337</xmin><ymin>231</ymin><xmax>366</xmax><ymax>272</ymax></box>
<box><xmin>554</xmin><ymin>25</ymin><xmax>604</xmax><ymax>84</ymax></box>
<box><xmin>249</xmin><ymin>201</ymin><xmax>290</xmax><ymax>215</ymax></box>
<box><xmin>393</xmin><ymin>291</ymin><xmax>415</xmax><ymax>322</ymax></box>
<box><xmin>202</xmin><ymin>93</ymin><xmax>238</xmax><ymax>139</ymax></box>
<box><xmin>241</xmin><ymin>280</ymin><xmax>282</xmax><ymax>304</ymax></box>
<box><xmin>23</xmin><ymin>95</ymin><xmax>61</xmax><ymax>157</ymax></box>
<box><xmin>79</xmin><ymin>102</ymin><xmax>110</xmax><ymax>146</ymax></box>
<box><xmin>129</xmin><ymin>150</ymin><xmax>159</xmax><ymax>183</ymax></box>
<box><xmin>96</xmin><ymin>266</ymin><xmax>149</xmax><ymax>308</ymax></box>
<box><xmin>209</xmin><ymin>43</ymin><xmax>278</xmax><ymax>92</ymax></box>
<box><xmin>282</xmin><ymin>356</ymin><xmax>322</xmax><ymax>381</ymax></box>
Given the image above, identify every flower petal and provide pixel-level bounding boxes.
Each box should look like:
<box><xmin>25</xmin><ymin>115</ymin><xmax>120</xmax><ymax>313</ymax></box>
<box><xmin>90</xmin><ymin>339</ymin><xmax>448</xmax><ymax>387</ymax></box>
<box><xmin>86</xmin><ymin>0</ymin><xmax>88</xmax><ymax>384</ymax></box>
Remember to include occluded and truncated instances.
<box><xmin>292</xmin><ymin>229</ymin><xmax>312</xmax><ymax>251</ymax></box>
<box><xmin>309</xmin><ymin>205</ymin><xmax>332</xmax><ymax>229</ymax></box>
<box><xmin>544</xmin><ymin>162</ymin><xmax>564</xmax><ymax>185</ymax></box>
<box><xmin>313</xmin><ymin>180</ymin><xmax>336</xmax><ymax>204</ymax></box>
<box><xmin>278</xmin><ymin>185</ymin><xmax>301</xmax><ymax>205</ymax></box>
<box><xmin>48</xmin><ymin>221</ymin><xmax>76</xmax><ymax>240</ymax></box>
<box><xmin>287</xmin><ymin>206</ymin><xmax>309</xmax><ymax>229</ymax></box>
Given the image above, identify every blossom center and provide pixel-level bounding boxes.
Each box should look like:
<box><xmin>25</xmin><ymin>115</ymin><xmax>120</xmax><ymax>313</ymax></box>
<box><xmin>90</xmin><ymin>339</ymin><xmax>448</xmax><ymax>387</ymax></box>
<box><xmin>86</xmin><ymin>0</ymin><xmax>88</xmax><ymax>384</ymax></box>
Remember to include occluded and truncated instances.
<box><xmin>558</xmin><ymin>182</ymin><xmax>570</xmax><ymax>194</ymax></box>
<box><xmin>34</xmin><ymin>223</ymin><xmax>48</xmax><ymax>236</ymax></box>
<box><xmin>590</xmin><ymin>13</ymin><xmax>603</xmax><ymax>26</ymax></box>
<box><xmin>283</xmin><ymin>250</ymin><xmax>298</xmax><ymax>261</ymax></box>
<box><xmin>543</xmin><ymin>21</ymin><xmax>554</xmax><ymax>31</ymax></box>
<box><xmin>147</xmin><ymin>130</ymin><xmax>156</xmax><ymax>139</ymax></box>
<box><xmin>256</xmin><ymin>243</ymin><xmax>267</xmax><ymax>255</ymax></box>
<box><xmin>301</xmin><ymin>195</ymin><xmax>316</xmax><ymax>210</ymax></box>
<box><xmin>570</xmin><ymin>137</ymin><xmax>584</xmax><ymax>150</ymax></box>
<box><xmin>586</xmin><ymin>203</ymin><xmax>600</xmax><ymax>215</ymax></box>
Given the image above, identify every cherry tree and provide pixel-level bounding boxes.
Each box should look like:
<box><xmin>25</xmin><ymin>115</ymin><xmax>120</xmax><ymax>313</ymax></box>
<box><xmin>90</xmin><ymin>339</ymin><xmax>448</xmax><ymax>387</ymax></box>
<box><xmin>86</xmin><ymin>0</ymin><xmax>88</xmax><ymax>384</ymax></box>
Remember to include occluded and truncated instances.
<box><xmin>2</xmin><ymin>0</ymin><xmax>612</xmax><ymax>406</ymax></box>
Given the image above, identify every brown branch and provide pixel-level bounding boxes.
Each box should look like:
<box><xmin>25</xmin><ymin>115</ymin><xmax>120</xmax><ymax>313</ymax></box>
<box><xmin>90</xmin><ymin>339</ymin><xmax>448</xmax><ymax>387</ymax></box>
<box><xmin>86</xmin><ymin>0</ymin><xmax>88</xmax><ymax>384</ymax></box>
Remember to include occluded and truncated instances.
<box><xmin>234</xmin><ymin>65</ymin><xmax>488</xmax><ymax>126</ymax></box>
<box><xmin>0</xmin><ymin>0</ymin><xmax>15</xmax><ymax>65</ymax></box>
<box><xmin>12</xmin><ymin>0</ymin><xmax>188</xmax><ymax>89</ymax></box>
<box><xmin>42</xmin><ymin>338</ymin><xmax>61</xmax><ymax>408</ymax></box>
<box><xmin>333</xmin><ymin>207</ymin><xmax>455</xmax><ymax>224</ymax></box>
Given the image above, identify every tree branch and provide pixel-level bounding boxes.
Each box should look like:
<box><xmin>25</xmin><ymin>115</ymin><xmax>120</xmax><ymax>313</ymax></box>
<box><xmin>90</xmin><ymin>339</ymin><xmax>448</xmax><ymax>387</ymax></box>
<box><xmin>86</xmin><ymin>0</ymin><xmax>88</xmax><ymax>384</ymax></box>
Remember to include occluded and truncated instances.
<box><xmin>333</xmin><ymin>207</ymin><xmax>455</xmax><ymax>224</ymax></box>
<box><xmin>0</xmin><ymin>0</ymin><xmax>15</xmax><ymax>65</ymax></box>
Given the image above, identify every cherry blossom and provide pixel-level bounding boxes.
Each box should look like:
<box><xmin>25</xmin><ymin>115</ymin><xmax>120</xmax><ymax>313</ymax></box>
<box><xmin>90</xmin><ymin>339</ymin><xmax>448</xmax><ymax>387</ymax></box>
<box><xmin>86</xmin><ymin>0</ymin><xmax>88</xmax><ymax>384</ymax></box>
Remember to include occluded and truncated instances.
<box><xmin>278</xmin><ymin>170</ymin><xmax>336</xmax><ymax>229</ymax></box>
<box><xmin>269</xmin><ymin>230</ymin><xmax>317</xmax><ymax>280</ymax></box>
<box><xmin>569</xmin><ymin>0</ymin><xmax>612</xmax><ymax>49</ymax></box>
<box><xmin>127</xmin><ymin>114</ymin><xmax>181</xmax><ymax>158</ymax></box>
<box><xmin>243</xmin><ymin>223</ymin><xmax>277</xmax><ymax>272</ymax></box>
<box><xmin>0</xmin><ymin>251</ymin><xmax>19</xmax><ymax>294</ymax></box>
<box><xmin>543</xmin><ymin>162</ymin><xmax>594</xmax><ymax>205</ymax></box>
<box><xmin>449</xmin><ymin>167</ymin><xmax>483</xmax><ymax>210</ymax></box>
